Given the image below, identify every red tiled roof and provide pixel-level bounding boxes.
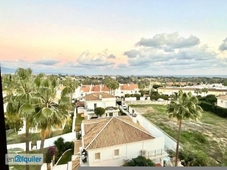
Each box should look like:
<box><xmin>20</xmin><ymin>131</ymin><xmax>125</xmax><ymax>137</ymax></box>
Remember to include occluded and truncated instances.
<box><xmin>120</xmin><ymin>84</ymin><xmax>138</xmax><ymax>90</ymax></box>
<box><xmin>83</xmin><ymin>116</ymin><xmax>154</xmax><ymax>150</ymax></box>
<box><xmin>155</xmin><ymin>163</ymin><xmax>162</xmax><ymax>167</ymax></box>
<box><xmin>101</xmin><ymin>85</ymin><xmax>109</xmax><ymax>91</ymax></box>
<box><xmin>92</xmin><ymin>85</ymin><xmax>101</xmax><ymax>92</ymax></box>
<box><xmin>81</xmin><ymin>85</ymin><xmax>90</xmax><ymax>92</ymax></box>
<box><xmin>84</xmin><ymin>92</ymin><xmax>115</xmax><ymax>101</ymax></box>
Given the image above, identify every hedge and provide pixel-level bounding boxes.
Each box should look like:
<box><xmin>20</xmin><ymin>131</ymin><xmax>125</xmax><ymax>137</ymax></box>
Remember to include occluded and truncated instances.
<box><xmin>199</xmin><ymin>101</ymin><xmax>227</xmax><ymax>118</ymax></box>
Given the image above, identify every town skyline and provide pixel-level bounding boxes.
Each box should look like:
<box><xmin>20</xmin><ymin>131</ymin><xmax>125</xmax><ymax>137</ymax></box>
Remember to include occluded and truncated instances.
<box><xmin>1</xmin><ymin>0</ymin><xmax>227</xmax><ymax>75</ymax></box>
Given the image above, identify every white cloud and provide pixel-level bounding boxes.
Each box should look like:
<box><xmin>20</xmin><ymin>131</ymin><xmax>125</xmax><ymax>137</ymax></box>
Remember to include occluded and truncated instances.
<box><xmin>219</xmin><ymin>37</ymin><xmax>227</xmax><ymax>51</ymax></box>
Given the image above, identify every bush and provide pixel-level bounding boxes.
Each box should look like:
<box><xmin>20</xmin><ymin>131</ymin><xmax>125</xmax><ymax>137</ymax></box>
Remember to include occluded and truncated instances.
<box><xmin>123</xmin><ymin>156</ymin><xmax>156</xmax><ymax>166</ymax></box>
<box><xmin>94</xmin><ymin>107</ymin><xmax>105</xmax><ymax>117</ymax></box>
<box><xmin>199</xmin><ymin>101</ymin><xmax>227</xmax><ymax>118</ymax></box>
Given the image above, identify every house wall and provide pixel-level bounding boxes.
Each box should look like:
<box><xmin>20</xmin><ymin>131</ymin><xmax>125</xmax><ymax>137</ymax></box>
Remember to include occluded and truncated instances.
<box><xmin>158</xmin><ymin>88</ymin><xmax>226</xmax><ymax>97</ymax></box>
<box><xmin>85</xmin><ymin>98</ymin><xmax>116</xmax><ymax>110</ymax></box>
<box><xmin>125</xmin><ymin>105</ymin><xmax>180</xmax><ymax>151</ymax></box>
<box><xmin>87</xmin><ymin>137</ymin><xmax>165</xmax><ymax>166</ymax></box>
<box><xmin>217</xmin><ymin>99</ymin><xmax>227</xmax><ymax>108</ymax></box>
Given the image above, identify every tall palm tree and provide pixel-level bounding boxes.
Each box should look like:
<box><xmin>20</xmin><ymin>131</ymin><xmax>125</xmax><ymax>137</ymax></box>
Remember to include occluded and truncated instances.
<box><xmin>4</xmin><ymin>68</ymin><xmax>36</xmax><ymax>170</ymax></box>
<box><xmin>33</xmin><ymin>74</ymin><xmax>72</xmax><ymax>153</ymax></box>
<box><xmin>201</xmin><ymin>88</ymin><xmax>208</xmax><ymax>97</ymax></box>
<box><xmin>166</xmin><ymin>90</ymin><xmax>203</xmax><ymax>166</ymax></box>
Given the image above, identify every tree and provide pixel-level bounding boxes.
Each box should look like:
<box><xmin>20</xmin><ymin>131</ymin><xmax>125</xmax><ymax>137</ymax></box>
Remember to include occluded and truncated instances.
<box><xmin>94</xmin><ymin>107</ymin><xmax>105</xmax><ymax>117</ymax></box>
<box><xmin>201</xmin><ymin>88</ymin><xmax>208</xmax><ymax>97</ymax></box>
<box><xmin>194</xmin><ymin>88</ymin><xmax>202</xmax><ymax>96</ymax></box>
<box><xmin>123</xmin><ymin>156</ymin><xmax>156</xmax><ymax>166</ymax></box>
<box><xmin>33</xmin><ymin>74</ymin><xmax>72</xmax><ymax>153</ymax></box>
<box><xmin>166</xmin><ymin>90</ymin><xmax>203</xmax><ymax>166</ymax></box>
<box><xmin>5</xmin><ymin>112</ymin><xmax>23</xmax><ymax>132</ymax></box>
<box><xmin>4</xmin><ymin>68</ymin><xmax>36</xmax><ymax>170</ymax></box>
<box><xmin>103</xmin><ymin>76</ymin><xmax>119</xmax><ymax>95</ymax></box>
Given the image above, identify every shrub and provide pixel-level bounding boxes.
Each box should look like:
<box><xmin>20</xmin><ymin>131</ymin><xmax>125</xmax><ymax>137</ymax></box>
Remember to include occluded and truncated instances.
<box><xmin>123</xmin><ymin>156</ymin><xmax>156</xmax><ymax>166</ymax></box>
<box><xmin>94</xmin><ymin>107</ymin><xmax>105</xmax><ymax>117</ymax></box>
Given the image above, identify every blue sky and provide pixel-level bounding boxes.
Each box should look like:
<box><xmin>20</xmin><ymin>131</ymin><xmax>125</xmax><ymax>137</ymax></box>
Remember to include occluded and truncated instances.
<box><xmin>1</xmin><ymin>0</ymin><xmax>227</xmax><ymax>75</ymax></box>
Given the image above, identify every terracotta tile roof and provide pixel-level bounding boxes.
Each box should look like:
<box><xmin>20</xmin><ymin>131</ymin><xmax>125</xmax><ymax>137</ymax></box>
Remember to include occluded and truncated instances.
<box><xmin>84</xmin><ymin>92</ymin><xmax>115</xmax><ymax>101</ymax></box>
<box><xmin>76</xmin><ymin>101</ymin><xmax>84</xmax><ymax>107</ymax></box>
<box><xmin>82</xmin><ymin>116</ymin><xmax>154</xmax><ymax>150</ymax></box>
<box><xmin>101</xmin><ymin>85</ymin><xmax>109</xmax><ymax>92</ymax></box>
<box><xmin>155</xmin><ymin>163</ymin><xmax>162</xmax><ymax>167</ymax></box>
<box><xmin>80</xmin><ymin>85</ymin><xmax>90</xmax><ymax>92</ymax></box>
<box><xmin>217</xmin><ymin>95</ymin><xmax>227</xmax><ymax>100</ymax></box>
<box><xmin>92</xmin><ymin>85</ymin><xmax>101</xmax><ymax>92</ymax></box>
<box><xmin>120</xmin><ymin>84</ymin><xmax>139</xmax><ymax>90</ymax></box>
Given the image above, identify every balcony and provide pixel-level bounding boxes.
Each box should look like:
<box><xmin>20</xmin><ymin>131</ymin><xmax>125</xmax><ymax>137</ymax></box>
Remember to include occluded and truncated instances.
<box><xmin>143</xmin><ymin>149</ymin><xmax>168</xmax><ymax>159</ymax></box>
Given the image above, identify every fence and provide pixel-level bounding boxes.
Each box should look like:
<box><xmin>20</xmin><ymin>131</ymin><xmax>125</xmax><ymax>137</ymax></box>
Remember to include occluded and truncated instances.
<box><xmin>7</xmin><ymin>132</ymin><xmax>76</xmax><ymax>152</ymax></box>
<box><xmin>125</xmin><ymin>100</ymin><xmax>170</xmax><ymax>105</ymax></box>
<box><xmin>120</xmin><ymin>103</ymin><xmax>182</xmax><ymax>151</ymax></box>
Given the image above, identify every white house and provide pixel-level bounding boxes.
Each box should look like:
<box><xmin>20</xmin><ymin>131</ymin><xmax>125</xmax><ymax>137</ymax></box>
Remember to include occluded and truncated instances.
<box><xmin>115</xmin><ymin>84</ymin><xmax>140</xmax><ymax>97</ymax></box>
<box><xmin>78</xmin><ymin>116</ymin><xmax>167</xmax><ymax>167</ymax></box>
<box><xmin>83</xmin><ymin>92</ymin><xmax>119</xmax><ymax>120</ymax></box>
<box><xmin>217</xmin><ymin>95</ymin><xmax>227</xmax><ymax>108</ymax></box>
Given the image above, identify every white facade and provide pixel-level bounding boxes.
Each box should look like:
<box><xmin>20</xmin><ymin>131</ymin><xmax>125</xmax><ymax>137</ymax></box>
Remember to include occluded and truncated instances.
<box><xmin>84</xmin><ymin>97</ymin><xmax>119</xmax><ymax>120</ymax></box>
<box><xmin>217</xmin><ymin>96</ymin><xmax>227</xmax><ymax>108</ymax></box>
<box><xmin>85</xmin><ymin>137</ymin><xmax>167</xmax><ymax>166</ymax></box>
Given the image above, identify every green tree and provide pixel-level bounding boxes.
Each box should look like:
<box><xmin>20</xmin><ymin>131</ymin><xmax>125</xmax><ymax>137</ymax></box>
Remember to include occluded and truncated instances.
<box><xmin>194</xmin><ymin>88</ymin><xmax>202</xmax><ymax>96</ymax></box>
<box><xmin>33</xmin><ymin>74</ymin><xmax>72</xmax><ymax>153</ymax></box>
<box><xmin>4</xmin><ymin>68</ymin><xmax>36</xmax><ymax>170</ymax></box>
<box><xmin>103</xmin><ymin>76</ymin><xmax>119</xmax><ymax>95</ymax></box>
<box><xmin>5</xmin><ymin>112</ymin><xmax>23</xmax><ymax>132</ymax></box>
<box><xmin>123</xmin><ymin>156</ymin><xmax>156</xmax><ymax>166</ymax></box>
<box><xmin>94</xmin><ymin>107</ymin><xmax>105</xmax><ymax>117</ymax></box>
<box><xmin>166</xmin><ymin>90</ymin><xmax>203</xmax><ymax>166</ymax></box>
<box><xmin>201</xmin><ymin>88</ymin><xmax>208</xmax><ymax>97</ymax></box>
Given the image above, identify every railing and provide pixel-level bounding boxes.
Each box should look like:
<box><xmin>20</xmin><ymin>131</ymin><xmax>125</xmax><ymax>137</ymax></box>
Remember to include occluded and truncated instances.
<box><xmin>147</xmin><ymin>149</ymin><xmax>168</xmax><ymax>159</ymax></box>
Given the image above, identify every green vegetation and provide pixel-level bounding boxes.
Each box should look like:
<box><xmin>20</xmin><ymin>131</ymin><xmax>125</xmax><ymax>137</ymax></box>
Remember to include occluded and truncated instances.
<box><xmin>57</xmin><ymin>149</ymin><xmax>74</xmax><ymax>165</ymax></box>
<box><xmin>7</xmin><ymin>130</ymin><xmax>64</xmax><ymax>144</ymax></box>
<box><xmin>94</xmin><ymin>107</ymin><xmax>105</xmax><ymax>117</ymax></box>
<box><xmin>123</xmin><ymin>156</ymin><xmax>156</xmax><ymax>166</ymax></box>
<box><xmin>130</xmin><ymin>104</ymin><xmax>227</xmax><ymax>166</ymax></box>
<box><xmin>75</xmin><ymin>113</ymin><xmax>84</xmax><ymax>132</ymax></box>
<box><xmin>166</xmin><ymin>90</ymin><xmax>203</xmax><ymax>166</ymax></box>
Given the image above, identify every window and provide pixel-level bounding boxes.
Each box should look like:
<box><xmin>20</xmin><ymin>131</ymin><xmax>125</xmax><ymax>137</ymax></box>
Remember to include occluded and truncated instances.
<box><xmin>95</xmin><ymin>152</ymin><xmax>100</xmax><ymax>160</ymax></box>
<box><xmin>114</xmin><ymin>149</ymin><xmax>119</xmax><ymax>156</ymax></box>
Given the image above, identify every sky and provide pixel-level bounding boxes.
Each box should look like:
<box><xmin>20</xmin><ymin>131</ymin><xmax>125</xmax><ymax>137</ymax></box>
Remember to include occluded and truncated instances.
<box><xmin>1</xmin><ymin>0</ymin><xmax>227</xmax><ymax>75</ymax></box>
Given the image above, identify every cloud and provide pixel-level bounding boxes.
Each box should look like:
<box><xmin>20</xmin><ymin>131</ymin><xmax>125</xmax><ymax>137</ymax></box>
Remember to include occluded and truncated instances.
<box><xmin>107</xmin><ymin>54</ymin><xmax>116</xmax><ymax>59</ymax></box>
<box><xmin>77</xmin><ymin>50</ymin><xmax>115</xmax><ymax>67</ymax></box>
<box><xmin>219</xmin><ymin>37</ymin><xmax>227</xmax><ymax>51</ymax></box>
<box><xmin>33</xmin><ymin>59</ymin><xmax>60</xmax><ymax>65</ymax></box>
<box><xmin>124</xmin><ymin>33</ymin><xmax>227</xmax><ymax>73</ymax></box>
<box><xmin>135</xmin><ymin>32</ymin><xmax>200</xmax><ymax>51</ymax></box>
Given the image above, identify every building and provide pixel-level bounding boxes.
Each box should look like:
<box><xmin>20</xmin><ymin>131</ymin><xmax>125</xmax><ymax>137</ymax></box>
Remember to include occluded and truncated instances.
<box><xmin>217</xmin><ymin>95</ymin><xmax>227</xmax><ymax>108</ymax></box>
<box><xmin>115</xmin><ymin>84</ymin><xmax>140</xmax><ymax>97</ymax></box>
<box><xmin>158</xmin><ymin>86</ymin><xmax>227</xmax><ymax>97</ymax></box>
<box><xmin>78</xmin><ymin>116</ymin><xmax>167</xmax><ymax>167</ymax></box>
<box><xmin>83</xmin><ymin>92</ymin><xmax>119</xmax><ymax>120</ymax></box>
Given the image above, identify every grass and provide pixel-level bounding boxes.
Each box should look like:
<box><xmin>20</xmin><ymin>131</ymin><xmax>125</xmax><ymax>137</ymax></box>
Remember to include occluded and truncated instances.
<box><xmin>75</xmin><ymin>113</ymin><xmax>84</xmax><ymax>131</ymax></box>
<box><xmin>57</xmin><ymin>149</ymin><xmax>74</xmax><ymax>165</ymax></box>
<box><xmin>130</xmin><ymin>104</ymin><xmax>227</xmax><ymax>166</ymax></box>
<box><xmin>7</xmin><ymin>130</ymin><xmax>64</xmax><ymax>145</ymax></box>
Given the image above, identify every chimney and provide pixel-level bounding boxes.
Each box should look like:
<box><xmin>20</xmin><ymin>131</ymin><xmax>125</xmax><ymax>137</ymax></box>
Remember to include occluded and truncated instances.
<box><xmin>131</xmin><ymin>116</ymin><xmax>137</xmax><ymax>123</ymax></box>
<box><xmin>99</xmin><ymin>94</ymin><xmax>102</xmax><ymax>99</ymax></box>
<box><xmin>81</xmin><ymin>122</ymin><xmax>85</xmax><ymax>137</ymax></box>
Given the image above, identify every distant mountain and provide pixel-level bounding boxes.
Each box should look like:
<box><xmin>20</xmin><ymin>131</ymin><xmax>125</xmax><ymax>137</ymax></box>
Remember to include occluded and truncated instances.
<box><xmin>1</xmin><ymin>67</ymin><xmax>15</xmax><ymax>74</ymax></box>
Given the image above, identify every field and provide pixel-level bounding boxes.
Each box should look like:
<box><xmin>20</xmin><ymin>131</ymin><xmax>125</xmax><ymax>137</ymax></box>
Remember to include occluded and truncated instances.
<box><xmin>130</xmin><ymin>104</ymin><xmax>227</xmax><ymax>165</ymax></box>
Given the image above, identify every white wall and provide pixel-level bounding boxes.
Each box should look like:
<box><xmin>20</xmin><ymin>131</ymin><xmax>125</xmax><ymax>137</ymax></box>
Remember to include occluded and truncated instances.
<box><xmin>87</xmin><ymin>137</ymin><xmax>165</xmax><ymax>166</ymax></box>
<box><xmin>7</xmin><ymin>132</ymin><xmax>76</xmax><ymax>151</ymax></box>
<box><xmin>127</xmin><ymin>106</ymin><xmax>180</xmax><ymax>151</ymax></box>
<box><xmin>85</xmin><ymin>98</ymin><xmax>116</xmax><ymax>110</ymax></box>
<box><xmin>125</xmin><ymin>97</ymin><xmax>137</xmax><ymax>101</ymax></box>
<box><xmin>217</xmin><ymin>99</ymin><xmax>227</xmax><ymax>108</ymax></box>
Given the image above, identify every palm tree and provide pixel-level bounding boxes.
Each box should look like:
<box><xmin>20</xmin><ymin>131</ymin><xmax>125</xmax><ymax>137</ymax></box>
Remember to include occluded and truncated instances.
<box><xmin>33</xmin><ymin>74</ymin><xmax>72</xmax><ymax>153</ymax></box>
<box><xmin>4</xmin><ymin>68</ymin><xmax>36</xmax><ymax>170</ymax></box>
<box><xmin>166</xmin><ymin>90</ymin><xmax>203</xmax><ymax>166</ymax></box>
<box><xmin>104</xmin><ymin>76</ymin><xmax>119</xmax><ymax>95</ymax></box>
